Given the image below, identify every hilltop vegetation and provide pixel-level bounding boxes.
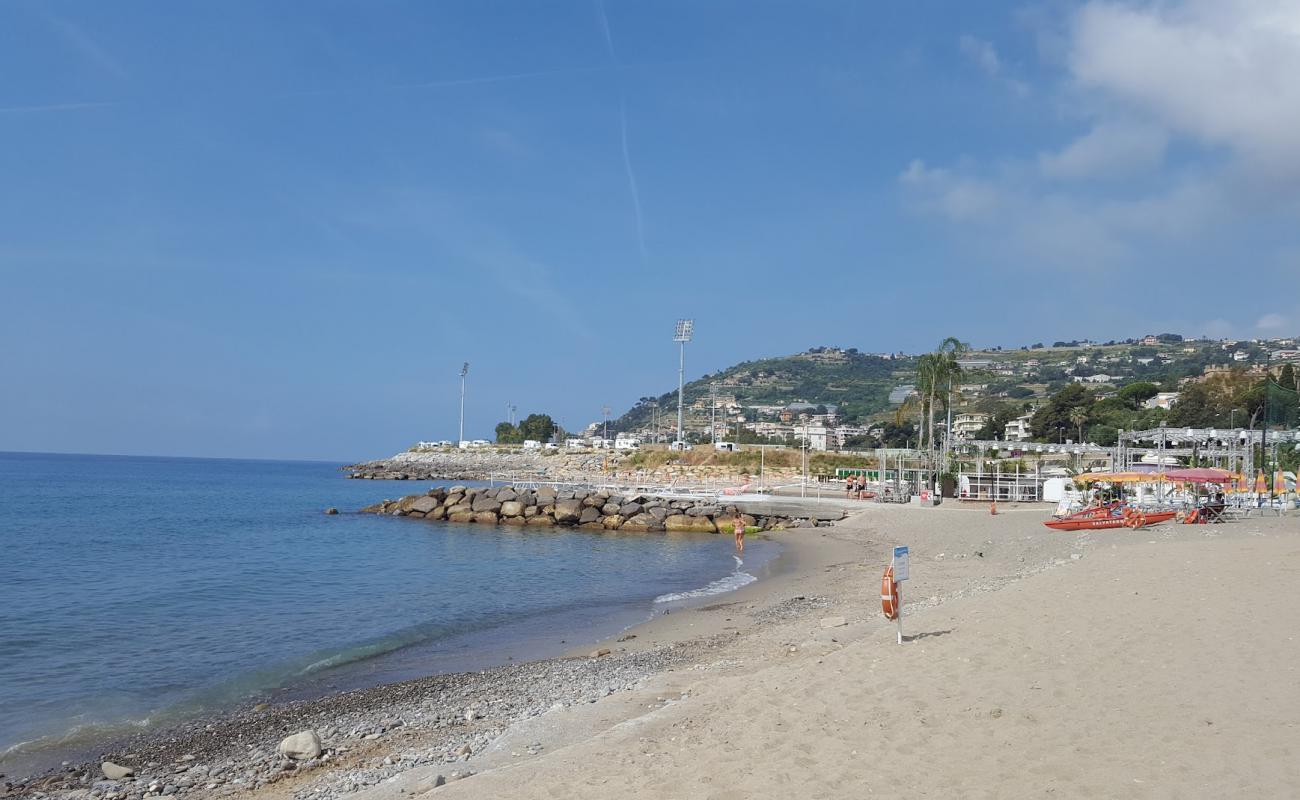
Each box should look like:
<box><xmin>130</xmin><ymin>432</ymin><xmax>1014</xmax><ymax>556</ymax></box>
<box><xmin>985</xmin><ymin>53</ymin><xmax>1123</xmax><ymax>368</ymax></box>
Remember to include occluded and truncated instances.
<box><xmin>607</xmin><ymin>334</ymin><xmax>1299</xmax><ymax>455</ymax></box>
<box><xmin>613</xmin><ymin>347</ymin><xmax>903</xmax><ymax>431</ymax></box>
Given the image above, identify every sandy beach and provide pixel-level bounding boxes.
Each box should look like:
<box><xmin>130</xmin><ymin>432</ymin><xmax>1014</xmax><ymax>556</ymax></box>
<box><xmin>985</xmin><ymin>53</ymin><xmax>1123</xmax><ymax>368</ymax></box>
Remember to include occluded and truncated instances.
<box><xmin>12</xmin><ymin>503</ymin><xmax>1298</xmax><ymax>800</ymax></box>
<box><xmin>351</xmin><ymin>504</ymin><xmax>1300</xmax><ymax>799</ymax></box>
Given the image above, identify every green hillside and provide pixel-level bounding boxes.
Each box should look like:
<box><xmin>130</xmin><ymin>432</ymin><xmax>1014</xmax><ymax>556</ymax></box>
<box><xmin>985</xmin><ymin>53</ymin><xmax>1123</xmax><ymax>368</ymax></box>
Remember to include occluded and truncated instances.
<box><xmin>612</xmin><ymin>347</ymin><xmax>910</xmax><ymax>432</ymax></box>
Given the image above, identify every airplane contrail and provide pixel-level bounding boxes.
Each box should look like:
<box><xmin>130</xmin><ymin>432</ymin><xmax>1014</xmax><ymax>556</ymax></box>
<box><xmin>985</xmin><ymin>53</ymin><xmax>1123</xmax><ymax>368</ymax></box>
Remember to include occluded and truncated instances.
<box><xmin>599</xmin><ymin>1</ymin><xmax>647</xmax><ymax>265</ymax></box>
<box><xmin>0</xmin><ymin>101</ymin><xmax>117</xmax><ymax>114</ymax></box>
<box><xmin>596</xmin><ymin>0</ymin><xmax>617</xmax><ymax>63</ymax></box>
<box><xmin>619</xmin><ymin>97</ymin><xmax>649</xmax><ymax>265</ymax></box>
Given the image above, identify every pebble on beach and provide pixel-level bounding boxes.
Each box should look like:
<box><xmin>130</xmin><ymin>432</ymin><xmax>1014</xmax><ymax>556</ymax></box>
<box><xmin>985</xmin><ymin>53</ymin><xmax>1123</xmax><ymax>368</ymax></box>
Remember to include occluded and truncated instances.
<box><xmin>278</xmin><ymin>730</ymin><xmax>323</xmax><ymax>760</ymax></box>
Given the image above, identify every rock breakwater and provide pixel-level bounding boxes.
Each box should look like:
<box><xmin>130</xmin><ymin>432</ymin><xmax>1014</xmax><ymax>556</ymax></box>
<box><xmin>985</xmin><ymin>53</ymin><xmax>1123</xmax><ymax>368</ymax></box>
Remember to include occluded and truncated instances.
<box><xmin>361</xmin><ymin>485</ymin><xmax>833</xmax><ymax>532</ymax></box>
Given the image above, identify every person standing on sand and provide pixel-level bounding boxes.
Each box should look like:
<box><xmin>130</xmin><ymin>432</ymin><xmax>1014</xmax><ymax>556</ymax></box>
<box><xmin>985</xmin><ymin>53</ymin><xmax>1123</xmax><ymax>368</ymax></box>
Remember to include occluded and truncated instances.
<box><xmin>732</xmin><ymin>512</ymin><xmax>745</xmax><ymax>554</ymax></box>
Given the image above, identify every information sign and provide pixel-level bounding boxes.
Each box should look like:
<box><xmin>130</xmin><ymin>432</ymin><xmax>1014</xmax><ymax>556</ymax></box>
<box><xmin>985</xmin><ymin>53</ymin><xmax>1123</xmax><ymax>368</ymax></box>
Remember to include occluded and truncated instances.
<box><xmin>891</xmin><ymin>546</ymin><xmax>909</xmax><ymax>582</ymax></box>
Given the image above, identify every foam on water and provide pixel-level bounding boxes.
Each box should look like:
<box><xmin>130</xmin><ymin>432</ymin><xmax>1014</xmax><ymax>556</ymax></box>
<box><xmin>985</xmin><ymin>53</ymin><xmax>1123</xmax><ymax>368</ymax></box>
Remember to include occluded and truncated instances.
<box><xmin>653</xmin><ymin>569</ymin><xmax>757</xmax><ymax>603</ymax></box>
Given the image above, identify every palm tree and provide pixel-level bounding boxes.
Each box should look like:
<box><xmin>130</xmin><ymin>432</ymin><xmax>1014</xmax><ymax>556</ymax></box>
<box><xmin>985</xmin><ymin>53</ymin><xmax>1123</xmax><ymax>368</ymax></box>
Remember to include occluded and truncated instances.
<box><xmin>916</xmin><ymin>338</ymin><xmax>970</xmax><ymax>486</ymax></box>
<box><xmin>1069</xmin><ymin>407</ymin><xmax>1088</xmax><ymax>443</ymax></box>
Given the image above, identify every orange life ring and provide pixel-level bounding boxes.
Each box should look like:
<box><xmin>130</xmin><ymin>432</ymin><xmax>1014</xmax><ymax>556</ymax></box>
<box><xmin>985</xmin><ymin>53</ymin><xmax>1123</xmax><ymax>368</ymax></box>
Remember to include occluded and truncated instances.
<box><xmin>881</xmin><ymin>565</ymin><xmax>901</xmax><ymax>620</ymax></box>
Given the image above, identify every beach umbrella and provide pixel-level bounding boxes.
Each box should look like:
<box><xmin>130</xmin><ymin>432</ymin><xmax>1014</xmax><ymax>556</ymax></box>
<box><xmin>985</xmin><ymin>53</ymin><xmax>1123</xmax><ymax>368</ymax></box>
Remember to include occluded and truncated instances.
<box><xmin>1255</xmin><ymin>471</ymin><xmax>1268</xmax><ymax>493</ymax></box>
<box><xmin>1163</xmin><ymin>467</ymin><xmax>1238</xmax><ymax>484</ymax></box>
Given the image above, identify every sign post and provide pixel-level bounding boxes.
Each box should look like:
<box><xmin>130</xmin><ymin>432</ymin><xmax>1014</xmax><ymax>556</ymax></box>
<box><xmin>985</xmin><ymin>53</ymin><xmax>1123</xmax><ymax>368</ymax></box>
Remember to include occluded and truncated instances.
<box><xmin>891</xmin><ymin>546</ymin><xmax>909</xmax><ymax>644</ymax></box>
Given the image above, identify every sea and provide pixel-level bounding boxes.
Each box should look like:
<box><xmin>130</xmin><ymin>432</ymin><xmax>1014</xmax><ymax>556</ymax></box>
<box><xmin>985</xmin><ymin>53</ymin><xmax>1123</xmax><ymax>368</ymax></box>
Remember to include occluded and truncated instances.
<box><xmin>0</xmin><ymin>452</ymin><xmax>777</xmax><ymax>777</ymax></box>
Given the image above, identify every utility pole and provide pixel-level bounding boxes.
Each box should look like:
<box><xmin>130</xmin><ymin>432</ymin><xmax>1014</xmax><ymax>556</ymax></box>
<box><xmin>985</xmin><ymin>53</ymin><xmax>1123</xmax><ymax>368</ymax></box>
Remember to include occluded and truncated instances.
<box><xmin>710</xmin><ymin>382</ymin><xmax>718</xmax><ymax>444</ymax></box>
<box><xmin>602</xmin><ymin>405</ymin><xmax>611</xmax><ymax>442</ymax></box>
<box><xmin>674</xmin><ymin>319</ymin><xmax>694</xmax><ymax>445</ymax></box>
<box><xmin>506</xmin><ymin>403</ymin><xmax>516</xmax><ymax>426</ymax></box>
<box><xmin>458</xmin><ymin>362</ymin><xmax>470</xmax><ymax>446</ymax></box>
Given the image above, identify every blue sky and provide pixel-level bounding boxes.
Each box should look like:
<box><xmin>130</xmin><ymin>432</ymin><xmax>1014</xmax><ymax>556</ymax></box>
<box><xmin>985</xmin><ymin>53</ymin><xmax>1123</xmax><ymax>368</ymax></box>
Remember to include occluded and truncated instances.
<box><xmin>3</xmin><ymin>0</ymin><xmax>1298</xmax><ymax>460</ymax></box>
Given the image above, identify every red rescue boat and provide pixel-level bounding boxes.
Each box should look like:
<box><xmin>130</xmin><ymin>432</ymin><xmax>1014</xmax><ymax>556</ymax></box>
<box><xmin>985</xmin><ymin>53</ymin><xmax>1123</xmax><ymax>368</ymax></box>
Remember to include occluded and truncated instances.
<box><xmin>1043</xmin><ymin>505</ymin><xmax>1176</xmax><ymax>531</ymax></box>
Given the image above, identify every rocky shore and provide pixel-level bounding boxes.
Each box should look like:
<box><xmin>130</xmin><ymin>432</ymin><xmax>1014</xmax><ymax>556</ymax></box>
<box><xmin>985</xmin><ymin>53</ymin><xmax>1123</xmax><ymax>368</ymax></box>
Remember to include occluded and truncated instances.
<box><xmin>361</xmin><ymin>485</ymin><xmax>832</xmax><ymax>532</ymax></box>
<box><xmin>344</xmin><ymin>451</ymin><xmax>555</xmax><ymax>483</ymax></box>
<box><xmin>4</xmin><ymin>635</ymin><xmax>740</xmax><ymax>800</ymax></box>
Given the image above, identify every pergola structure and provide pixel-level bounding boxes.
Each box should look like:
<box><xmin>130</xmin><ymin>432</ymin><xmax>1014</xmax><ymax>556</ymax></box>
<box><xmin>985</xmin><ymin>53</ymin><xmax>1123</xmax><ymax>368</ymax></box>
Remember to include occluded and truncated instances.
<box><xmin>1117</xmin><ymin>425</ymin><xmax>1300</xmax><ymax>479</ymax></box>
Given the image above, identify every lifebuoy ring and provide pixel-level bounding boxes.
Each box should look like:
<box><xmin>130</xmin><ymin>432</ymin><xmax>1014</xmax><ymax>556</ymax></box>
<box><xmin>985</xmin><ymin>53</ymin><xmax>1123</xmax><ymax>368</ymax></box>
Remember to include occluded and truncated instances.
<box><xmin>881</xmin><ymin>565</ymin><xmax>901</xmax><ymax>620</ymax></box>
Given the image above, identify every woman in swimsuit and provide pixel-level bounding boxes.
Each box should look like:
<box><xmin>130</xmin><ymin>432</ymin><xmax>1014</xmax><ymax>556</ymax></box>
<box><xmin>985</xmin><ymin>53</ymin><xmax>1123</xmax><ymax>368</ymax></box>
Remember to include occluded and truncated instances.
<box><xmin>732</xmin><ymin>512</ymin><xmax>745</xmax><ymax>554</ymax></box>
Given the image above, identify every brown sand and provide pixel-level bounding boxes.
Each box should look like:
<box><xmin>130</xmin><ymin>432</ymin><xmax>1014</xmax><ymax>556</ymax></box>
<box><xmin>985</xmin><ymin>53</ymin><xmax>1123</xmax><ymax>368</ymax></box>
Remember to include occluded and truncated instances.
<box><xmin>356</xmin><ymin>504</ymin><xmax>1300</xmax><ymax>799</ymax></box>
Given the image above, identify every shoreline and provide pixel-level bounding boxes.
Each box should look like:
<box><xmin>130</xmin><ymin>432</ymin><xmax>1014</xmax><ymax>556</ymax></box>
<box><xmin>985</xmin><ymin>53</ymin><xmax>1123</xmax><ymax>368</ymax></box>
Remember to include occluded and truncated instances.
<box><xmin>0</xmin><ymin>527</ymin><xmax>797</xmax><ymax>796</ymax></box>
<box><xmin>12</xmin><ymin>505</ymin><xmax>1296</xmax><ymax>798</ymax></box>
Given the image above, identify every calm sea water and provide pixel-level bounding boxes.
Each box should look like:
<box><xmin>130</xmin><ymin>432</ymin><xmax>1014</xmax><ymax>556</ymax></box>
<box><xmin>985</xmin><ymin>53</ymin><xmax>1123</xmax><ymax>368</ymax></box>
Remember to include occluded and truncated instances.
<box><xmin>0</xmin><ymin>452</ymin><xmax>775</xmax><ymax>775</ymax></box>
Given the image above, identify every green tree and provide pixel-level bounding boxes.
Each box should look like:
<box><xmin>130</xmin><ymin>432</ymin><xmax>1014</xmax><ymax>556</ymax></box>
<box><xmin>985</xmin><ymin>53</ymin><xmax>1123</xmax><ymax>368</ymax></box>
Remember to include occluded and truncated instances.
<box><xmin>518</xmin><ymin>413</ymin><xmax>556</xmax><ymax>443</ymax></box>
<box><xmin>1069</xmin><ymin>406</ymin><xmax>1089</xmax><ymax>443</ymax></box>
<box><xmin>1030</xmin><ymin>383</ymin><xmax>1092</xmax><ymax>441</ymax></box>
<box><xmin>1116</xmin><ymin>381</ymin><xmax>1160</xmax><ymax>409</ymax></box>
<box><xmin>494</xmin><ymin>422</ymin><xmax>523</xmax><ymax>444</ymax></box>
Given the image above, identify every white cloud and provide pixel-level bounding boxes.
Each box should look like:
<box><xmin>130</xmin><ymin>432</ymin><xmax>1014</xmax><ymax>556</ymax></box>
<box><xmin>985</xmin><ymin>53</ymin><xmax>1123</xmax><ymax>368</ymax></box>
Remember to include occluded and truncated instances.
<box><xmin>904</xmin><ymin>0</ymin><xmax>1300</xmax><ymax>284</ymax></box>
<box><xmin>1069</xmin><ymin>0</ymin><xmax>1300</xmax><ymax>176</ymax></box>
<box><xmin>959</xmin><ymin>34</ymin><xmax>1002</xmax><ymax>76</ymax></box>
<box><xmin>899</xmin><ymin>160</ymin><xmax>1001</xmax><ymax>221</ymax></box>
<box><xmin>1039</xmin><ymin>122</ymin><xmax>1168</xmax><ymax>179</ymax></box>
<box><xmin>959</xmin><ymin>34</ymin><xmax>1030</xmax><ymax>96</ymax></box>
<box><xmin>1257</xmin><ymin>313</ymin><xmax>1291</xmax><ymax>333</ymax></box>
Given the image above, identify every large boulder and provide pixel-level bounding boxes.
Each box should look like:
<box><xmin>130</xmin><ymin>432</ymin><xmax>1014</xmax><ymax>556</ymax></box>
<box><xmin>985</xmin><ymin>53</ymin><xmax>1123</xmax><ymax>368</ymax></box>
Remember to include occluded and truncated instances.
<box><xmin>524</xmin><ymin>515</ymin><xmax>556</xmax><ymax>527</ymax></box>
<box><xmin>686</xmin><ymin>505</ymin><xmax>719</xmax><ymax>517</ymax></box>
<box><xmin>581</xmin><ymin>494</ymin><xmax>602</xmax><ymax>507</ymax></box>
<box><xmin>499</xmin><ymin>501</ymin><xmax>524</xmax><ymax>518</ymax></box>
<box><xmin>578</xmin><ymin>507</ymin><xmax>600</xmax><ymax>524</ymax></box>
<box><xmin>648</xmin><ymin>506</ymin><xmax>669</xmax><ymax>522</ymax></box>
<box><xmin>665</xmin><ymin>514</ymin><xmax>717</xmax><ymax>533</ymax></box>
<box><xmin>278</xmin><ymin>730</ymin><xmax>322</xmax><ymax>760</ymax></box>
<box><xmin>471</xmin><ymin>496</ymin><xmax>502</xmax><ymax>513</ymax></box>
<box><xmin>473</xmin><ymin>511</ymin><xmax>498</xmax><ymax>525</ymax></box>
<box><xmin>535</xmin><ymin>488</ymin><xmax>557</xmax><ymax>505</ymax></box>
<box><xmin>443</xmin><ymin>492</ymin><xmax>464</xmax><ymax>509</ymax></box>
<box><xmin>448</xmin><ymin>486</ymin><xmax>468</xmax><ymax>495</ymax></box>
<box><xmin>500</xmin><ymin>515</ymin><xmax>526</xmax><ymax>526</ymax></box>
<box><xmin>619</xmin><ymin>503</ymin><xmax>643</xmax><ymax>517</ymax></box>
<box><xmin>410</xmin><ymin>496</ymin><xmax>439</xmax><ymax>514</ymax></box>
<box><xmin>578</xmin><ymin>522</ymin><xmax>605</xmax><ymax>531</ymax></box>
<box><xmin>448</xmin><ymin>512</ymin><xmax>475</xmax><ymax>523</ymax></box>
<box><xmin>523</xmin><ymin>505</ymin><xmax>538</xmax><ymax>518</ymax></box>
<box><xmin>601</xmin><ymin>502</ymin><xmax>621</xmax><ymax>516</ymax></box>
<box><xmin>602</xmin><ymin>515</ymin><xmax>623</xmax><ymax>529</ymax></box>
<box><xmin>428</xmin><ymin>505</ymin><xmax>447</xmax><ymax>521</ymax></box>
<box><xmin>496</xmin><ymin>488</ymin><xmax>518</xmax><ymax>502</ymax></box>
<box><xmin>621</xmin><ymin>513</ymin><xmax>663</xmax><ymax>532</ymax></box>
<box><xmin>553</xmin><ymin>499</ymin><xmax>583</xmax><ymax>524</ymax></box>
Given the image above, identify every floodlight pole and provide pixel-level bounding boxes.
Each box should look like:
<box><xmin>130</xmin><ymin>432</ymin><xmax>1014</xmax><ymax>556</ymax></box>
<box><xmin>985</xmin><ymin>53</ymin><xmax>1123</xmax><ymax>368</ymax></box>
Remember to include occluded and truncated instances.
<box><xmin>458</xmin><ymin>362</ymin><xmax>469</xmax><ymax>445</ymax></box>
<box><xmin>674</xmin><ymin>320</ymin><xmax>694</xmax><ymax>445</ymax></box>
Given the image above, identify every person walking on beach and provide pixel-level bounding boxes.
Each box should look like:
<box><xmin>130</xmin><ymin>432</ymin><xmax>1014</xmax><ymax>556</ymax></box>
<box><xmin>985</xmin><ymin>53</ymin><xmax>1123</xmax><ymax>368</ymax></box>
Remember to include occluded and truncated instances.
<box><xmin>732</xmin><ymin>512</ymin><xmax>745</xmax><ymax>554</ymax></box>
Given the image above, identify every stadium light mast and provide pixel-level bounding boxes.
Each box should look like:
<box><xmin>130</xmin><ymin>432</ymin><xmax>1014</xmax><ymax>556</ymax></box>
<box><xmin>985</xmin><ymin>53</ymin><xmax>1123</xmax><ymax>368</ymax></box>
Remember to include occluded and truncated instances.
<box><xmin>458</xmin><ymin>362</ymin><xmax>469</xmax><ymax>446</ymax></box>
<box><xmin>674</xmin><ymin>319</ymin><xmax>694</xmax><ymax>445</ymax></box>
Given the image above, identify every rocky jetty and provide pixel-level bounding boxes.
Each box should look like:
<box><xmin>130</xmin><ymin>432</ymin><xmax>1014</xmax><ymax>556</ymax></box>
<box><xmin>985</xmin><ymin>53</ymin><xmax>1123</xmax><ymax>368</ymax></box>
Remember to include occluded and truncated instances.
<box><xmin>361</xmin><ymin>485</ymin><xmax>832</xmax><ymax>532</ymax></box>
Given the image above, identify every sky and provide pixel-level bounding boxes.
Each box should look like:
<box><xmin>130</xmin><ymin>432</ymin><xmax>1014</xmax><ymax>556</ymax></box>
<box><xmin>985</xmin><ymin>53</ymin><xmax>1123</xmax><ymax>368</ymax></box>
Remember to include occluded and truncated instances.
<box><xmin>2</xmin><ymin>0</ymin><xmax>1299</xmax><ymax>460</ymax></box>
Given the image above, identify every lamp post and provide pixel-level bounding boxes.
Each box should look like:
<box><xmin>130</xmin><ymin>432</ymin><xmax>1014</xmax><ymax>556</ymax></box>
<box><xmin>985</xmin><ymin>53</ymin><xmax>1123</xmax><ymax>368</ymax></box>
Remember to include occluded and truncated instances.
<box><xmin>673</xmin><ymin>319</ymin><xmax>694</xmax><ymax>445</ymax></box>
<box><xmin>602</xmin><ymin>405</ymin><xmax>611</xmax><ymax>442</ymax></box>
<box><xmin>458</xmin><ymin>362</ymin><xmax>469</xmax><ymax>446</ymax></box>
